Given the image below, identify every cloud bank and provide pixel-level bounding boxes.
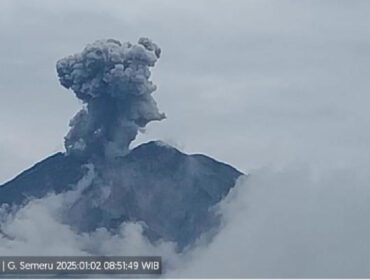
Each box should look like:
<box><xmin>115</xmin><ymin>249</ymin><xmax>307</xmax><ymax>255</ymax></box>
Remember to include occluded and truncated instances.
<box><xmin>1</xmin><ymin>164</ymin><xmax>370</xmax><ymax>277</ymax></box>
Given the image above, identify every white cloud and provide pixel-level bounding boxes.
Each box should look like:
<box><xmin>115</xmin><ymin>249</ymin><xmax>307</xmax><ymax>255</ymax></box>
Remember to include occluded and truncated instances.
<box><xmin>170</xmin><ymin>166</ymin><xmax>370</xmax><ymax>277</ymax></box>
<box><xmin>2</xmin><ymin>165</ymin><xmax>370</xmax><ymax>277</ymax></box>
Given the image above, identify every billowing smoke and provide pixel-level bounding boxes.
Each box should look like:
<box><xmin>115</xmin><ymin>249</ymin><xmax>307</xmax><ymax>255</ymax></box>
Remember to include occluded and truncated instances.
<box><xmin>56</xmin><ymin>38</ymin><xmax>165</xmax><ymax>160</ymax></box>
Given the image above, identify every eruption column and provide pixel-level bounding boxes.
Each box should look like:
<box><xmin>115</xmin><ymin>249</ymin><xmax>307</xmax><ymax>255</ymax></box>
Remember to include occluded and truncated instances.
<box><xmin>56</xmin><ymin>38</ymin><xmax>165</xmax><ymax>160</ymax></box>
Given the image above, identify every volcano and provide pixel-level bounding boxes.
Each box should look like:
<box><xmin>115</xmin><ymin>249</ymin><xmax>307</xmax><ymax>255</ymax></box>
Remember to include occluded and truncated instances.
<box><xmin>0</xmin><ymin>141</ymin><xmax>242</xmax><ymax>250</ymax></box>
<box><xmin>0</xmin><ymin>37</ymin><xmax>243</xmax><ymax>251</ymax></box>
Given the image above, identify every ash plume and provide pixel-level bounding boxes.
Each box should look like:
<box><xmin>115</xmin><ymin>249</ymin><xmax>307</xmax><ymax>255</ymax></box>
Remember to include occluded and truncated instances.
<box><xmin>56</xmin><ymin>38</ymin><xmax>165</xmax><ymax>160</ymax></box>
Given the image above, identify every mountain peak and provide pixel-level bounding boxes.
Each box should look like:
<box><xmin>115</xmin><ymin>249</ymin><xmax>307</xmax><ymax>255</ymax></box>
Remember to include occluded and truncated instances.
<box><xmin>0</xmin><ymin>141</ymin><xmax>242</xmax><ymax>250</ymax></box>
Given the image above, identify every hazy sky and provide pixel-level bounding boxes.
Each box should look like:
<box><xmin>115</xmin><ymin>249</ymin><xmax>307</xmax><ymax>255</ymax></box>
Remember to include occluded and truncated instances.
<box><xmin>1</xmin><ymin>0</ymin><xmax>370</xmax><ymax>183</ymax></box>
<box><xmin>2</xmin><ymin>1</ymin><xmax>370</xmax><ymax>277</ymax></box>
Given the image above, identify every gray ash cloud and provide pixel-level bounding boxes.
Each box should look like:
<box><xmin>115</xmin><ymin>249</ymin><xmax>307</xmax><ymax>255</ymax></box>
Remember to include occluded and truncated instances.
<box><xmin>56</xmin><ymin>38</ymin><xmax>165</xmax><ymax>160</ymax></box>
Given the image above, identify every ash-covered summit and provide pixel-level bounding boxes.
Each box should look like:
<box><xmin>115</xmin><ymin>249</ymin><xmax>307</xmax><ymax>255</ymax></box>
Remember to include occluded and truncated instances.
<box><xmin>0</xmin><ymin>38</ymin><xmax>242</xmax><ymax>251</ymax></box>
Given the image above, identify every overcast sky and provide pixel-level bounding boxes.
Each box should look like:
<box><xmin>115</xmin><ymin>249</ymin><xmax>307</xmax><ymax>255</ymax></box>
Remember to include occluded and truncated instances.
<box><xmin>3</xmin><ymin>1</ymin><xmax>370</xmax><ymax>277</ymax></box>
<box><xmin>1</xmin><ymin>0</ymin><xmax>370</xmax><ymax>183</ymax></box>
